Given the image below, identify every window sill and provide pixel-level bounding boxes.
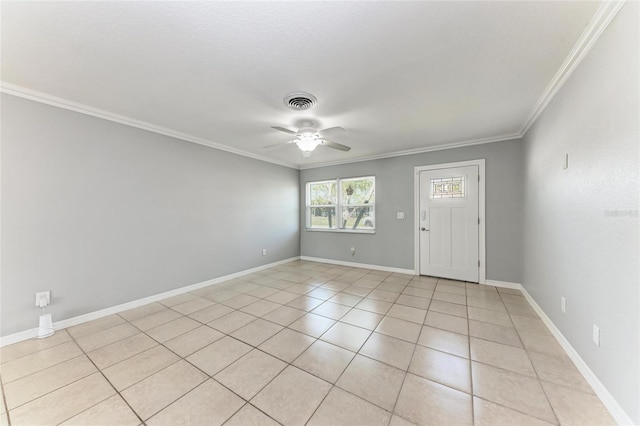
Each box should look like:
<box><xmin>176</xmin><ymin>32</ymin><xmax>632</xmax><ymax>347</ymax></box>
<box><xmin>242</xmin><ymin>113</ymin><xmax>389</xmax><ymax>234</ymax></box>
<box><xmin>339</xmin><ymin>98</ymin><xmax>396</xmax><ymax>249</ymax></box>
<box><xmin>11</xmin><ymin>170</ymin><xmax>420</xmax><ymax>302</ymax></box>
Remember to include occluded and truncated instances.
<box><xmin>305</xmin><ymin>228</ymin><xmax>376</xmax><ymax>235</ymax></box>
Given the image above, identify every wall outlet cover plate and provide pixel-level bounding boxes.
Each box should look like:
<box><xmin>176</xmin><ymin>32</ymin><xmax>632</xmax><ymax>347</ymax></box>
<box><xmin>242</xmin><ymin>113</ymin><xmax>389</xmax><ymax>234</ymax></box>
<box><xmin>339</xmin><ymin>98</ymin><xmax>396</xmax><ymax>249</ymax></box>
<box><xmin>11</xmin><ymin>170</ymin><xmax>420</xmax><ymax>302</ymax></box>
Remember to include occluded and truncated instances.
<box><xmin>35</xmin><ymin>291</ymin><xmax>51</xmax><ymax>307</ymax></box>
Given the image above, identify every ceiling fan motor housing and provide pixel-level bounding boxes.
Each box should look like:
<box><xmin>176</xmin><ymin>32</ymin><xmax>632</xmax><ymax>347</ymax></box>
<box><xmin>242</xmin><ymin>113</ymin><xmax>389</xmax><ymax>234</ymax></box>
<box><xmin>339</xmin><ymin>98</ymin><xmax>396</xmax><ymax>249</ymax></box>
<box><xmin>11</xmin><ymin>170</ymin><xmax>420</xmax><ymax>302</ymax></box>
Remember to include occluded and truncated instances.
<box><xmin>298</xmin><ymin>127</ymin><xmax>320</xmax><ymax>138</ymax></box>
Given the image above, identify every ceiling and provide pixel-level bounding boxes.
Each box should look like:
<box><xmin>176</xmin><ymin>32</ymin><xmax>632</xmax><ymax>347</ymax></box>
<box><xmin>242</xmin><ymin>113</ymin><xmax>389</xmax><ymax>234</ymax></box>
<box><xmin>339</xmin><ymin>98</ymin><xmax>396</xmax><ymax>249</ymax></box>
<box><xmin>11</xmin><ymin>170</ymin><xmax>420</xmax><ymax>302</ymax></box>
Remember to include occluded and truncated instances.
<box><xmin>1</xmin><ymin>1</ymin><xmax>603</xmax><ymax>169</ymax></box>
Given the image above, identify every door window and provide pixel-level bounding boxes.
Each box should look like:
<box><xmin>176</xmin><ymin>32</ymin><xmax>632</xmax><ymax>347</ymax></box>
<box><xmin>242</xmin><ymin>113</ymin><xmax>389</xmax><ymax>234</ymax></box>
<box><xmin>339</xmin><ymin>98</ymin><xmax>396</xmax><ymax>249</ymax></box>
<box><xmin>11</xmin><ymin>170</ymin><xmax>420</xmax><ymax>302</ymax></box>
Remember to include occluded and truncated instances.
<box><xmin>430</xmin><ymin>176</ymin><xmax>466</xmax><ymax>199</ymax></box>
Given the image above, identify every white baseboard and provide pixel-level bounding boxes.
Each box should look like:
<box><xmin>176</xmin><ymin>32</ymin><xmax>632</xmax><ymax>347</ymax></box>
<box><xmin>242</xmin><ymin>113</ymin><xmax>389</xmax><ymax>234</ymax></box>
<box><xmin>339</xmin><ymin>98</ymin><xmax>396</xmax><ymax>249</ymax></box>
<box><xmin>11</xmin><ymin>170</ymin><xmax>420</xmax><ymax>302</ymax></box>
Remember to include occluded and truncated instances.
<box><xmin>0</xmin><ymin>257</ymin><xmax>299</xmax><ymax>348</ymax></box>
<box><xmin>462</xmin><ymin>278</ymin><xmax>632</xmax><ymax>424</ymax></box>
<box><xmin>0</xmin><ymin>328</ymin><xmax>40</xmax><ymax>347</ymax></box>
<box><xmin>484</xmin><ymin>279</ymin><xmax>522</xmax><ymax>289</ymax></box>
<box><xmin>519</xmin><ymin>287</ymin><xmax>634</xmax><ymax>426</ymax></box>
<box><xmin>300</xmin><ymin>256</ymin><xmax>416</xmax><ymax>275</ymax></box>
<box><xmin>1</xmin><ymin>258</ymin><xmax>633</xmax><ymax>424</ymax></box>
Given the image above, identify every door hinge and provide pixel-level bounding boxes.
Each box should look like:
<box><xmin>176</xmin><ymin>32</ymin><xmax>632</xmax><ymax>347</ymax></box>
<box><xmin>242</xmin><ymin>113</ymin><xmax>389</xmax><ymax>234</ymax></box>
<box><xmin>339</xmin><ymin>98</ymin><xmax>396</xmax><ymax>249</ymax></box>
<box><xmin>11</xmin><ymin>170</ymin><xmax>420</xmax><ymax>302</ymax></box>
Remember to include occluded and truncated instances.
<box><xmin>478</xmin><ymin>217</ymin><xmax>480</xmax><ymax>225</ymax></box>
<box><xmin>478</xmin><ymin>260</ymin><xmax>481</xmax><ymax>267</ymax></box>
<box><xmin>478</xmin><ymin>174</ymin><xmax>480</xmax><ymax>182</ymax></box>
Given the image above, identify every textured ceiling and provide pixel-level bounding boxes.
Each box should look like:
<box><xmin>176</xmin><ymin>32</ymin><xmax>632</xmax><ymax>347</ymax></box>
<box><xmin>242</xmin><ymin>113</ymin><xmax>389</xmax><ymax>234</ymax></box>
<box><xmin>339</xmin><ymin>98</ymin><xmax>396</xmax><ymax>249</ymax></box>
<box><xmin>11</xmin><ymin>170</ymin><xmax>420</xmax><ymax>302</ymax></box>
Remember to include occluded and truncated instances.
<box><xmin>1</xmin><ymin>1</ymin><xmax>602</xmax><ymax>168</ymax></box>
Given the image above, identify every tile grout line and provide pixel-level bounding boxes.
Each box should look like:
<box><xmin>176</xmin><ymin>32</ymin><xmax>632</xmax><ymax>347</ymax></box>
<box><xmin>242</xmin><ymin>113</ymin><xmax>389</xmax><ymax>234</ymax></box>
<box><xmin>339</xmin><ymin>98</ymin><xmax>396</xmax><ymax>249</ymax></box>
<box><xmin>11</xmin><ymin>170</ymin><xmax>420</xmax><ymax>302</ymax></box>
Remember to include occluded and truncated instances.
<box><xmin>142</xmin><ymin>324</ymin><xmax>281</xmax><ymax>425</ymax></box>
<box><xmin>434</xmin><ymin>281</ymin><xmax>570</xmax><ymax>425</ymax></box>
<box><xmin>210</xmin><ymin>272</ymin><xmax>407</xmax><ymax>424</ymax></box>
<box><xmin>86</xmin><ymin>307</ymin><xmax>271</xmax><ymax>425</ymax></box>
<box><xmin>0</xmin><ymin>334</ymin><xmax>71</xmax><ymax>368</ymax></box>
<box><xmin>73</xmin><ymin>297</ymin><xmax>263</xmax><ymax>423</ymax></box>
<box><xmin>186</xmin><ymin>325</ymin><xmax>317</xmax><ymax>424</ymax></box>
<box><xmin>3</xmin><ymin>354</ymin><xmax>96</xmax><ymax>413</ymax></box>
<box><xmin>299</xmin><ymin>305</ymin><xmax>390</xmax><ymax>426</ymax></box>
<box><xmin>465</xmin><ymin>281</ymin><xmax>476</xmax><ymax>426</ymax></box>
<box><xmin>4</xmin><ymin>281</ymin><xmax>465</xmax><ymax>391</ymax></box>
<box><xmin>148</xmin><ymin>267</ymin><xmax>390</xmax><ymax>424</ymax></box>
<box><xmin>387</xmin><ymin>277</ymin><xmax>437</xmax><ymax>424</ymax></box>
<box><xmin>498</xmin><ymin>290</ymin><xmax>562</xmax><ymax>426</ymax></box>
<box><xmin>3</xmin><ymin>262</ymin><xmax>601</xmax><ymax>425</ymax></box>
<box><xmin>1</xmin><ymin>374</ymin><xmax>11</xmax><ymax>426</ymax></box>
<box><xmin>9</xmin><ymin>274</ymin><xmax>371</xmax><ymax>424</ymax></box>
<box><xmin>120</xmin><ymin>307</ymin><xmax>273</xmax><ymax>424</ymax></box>
<box><xmin>465</xmin><ymin>287</ymin><xmax>563</xmax><ymax>424</ymax></box>
<box><xmin>64</xmin><ymin>330</ymin><xmax>148</xmax><ymax>426</ymax></box>
<box><xmin>0</xmin><ymin>341</ymin><xmax>88</xmax><ymax>389</ymax></box>
<box><xmin>270</xmin><ymin>267</ymin><xmax>599</xmax><ymax>423</ymax></box>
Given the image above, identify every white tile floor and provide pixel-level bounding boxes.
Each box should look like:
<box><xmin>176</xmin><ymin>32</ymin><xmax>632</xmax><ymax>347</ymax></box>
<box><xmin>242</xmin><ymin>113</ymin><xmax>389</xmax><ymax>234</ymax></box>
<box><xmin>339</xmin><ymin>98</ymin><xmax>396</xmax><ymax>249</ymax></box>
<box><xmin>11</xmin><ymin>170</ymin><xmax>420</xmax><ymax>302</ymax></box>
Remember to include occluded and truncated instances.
<box><xmin>0</xmin><ymin>260</ymin><xmax>616</xmax><ymax>425</ymax></box>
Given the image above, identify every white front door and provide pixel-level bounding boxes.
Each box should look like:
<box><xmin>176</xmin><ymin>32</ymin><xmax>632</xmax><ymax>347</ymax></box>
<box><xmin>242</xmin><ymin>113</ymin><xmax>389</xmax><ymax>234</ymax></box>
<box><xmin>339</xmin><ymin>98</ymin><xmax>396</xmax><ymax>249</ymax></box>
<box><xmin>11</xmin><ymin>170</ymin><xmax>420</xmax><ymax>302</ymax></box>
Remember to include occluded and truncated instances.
<box><xmin>419</xmin><ymin>165</ymin><xmax>479</xmax><ymax>282</ymax></box>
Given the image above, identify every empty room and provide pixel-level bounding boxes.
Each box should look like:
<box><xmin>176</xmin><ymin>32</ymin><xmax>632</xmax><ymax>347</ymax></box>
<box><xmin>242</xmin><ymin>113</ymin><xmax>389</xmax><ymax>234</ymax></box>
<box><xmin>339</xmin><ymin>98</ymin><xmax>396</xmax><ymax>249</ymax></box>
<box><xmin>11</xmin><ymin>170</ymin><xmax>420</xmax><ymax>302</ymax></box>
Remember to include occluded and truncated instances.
<box><xmin>1</xmin><ymin>1</ymin><xmax>638</xmax><ymax>425</ymax></box>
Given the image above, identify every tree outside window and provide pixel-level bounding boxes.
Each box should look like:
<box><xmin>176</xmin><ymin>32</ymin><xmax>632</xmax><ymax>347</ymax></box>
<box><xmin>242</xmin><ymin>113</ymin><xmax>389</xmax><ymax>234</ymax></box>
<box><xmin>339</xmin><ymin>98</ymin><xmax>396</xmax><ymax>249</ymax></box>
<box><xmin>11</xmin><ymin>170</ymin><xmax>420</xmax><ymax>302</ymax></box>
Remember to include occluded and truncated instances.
<box><xmin>306</xmin><ymin>176</ymin><xmax>375</xmax><ymax>231</ymax></box>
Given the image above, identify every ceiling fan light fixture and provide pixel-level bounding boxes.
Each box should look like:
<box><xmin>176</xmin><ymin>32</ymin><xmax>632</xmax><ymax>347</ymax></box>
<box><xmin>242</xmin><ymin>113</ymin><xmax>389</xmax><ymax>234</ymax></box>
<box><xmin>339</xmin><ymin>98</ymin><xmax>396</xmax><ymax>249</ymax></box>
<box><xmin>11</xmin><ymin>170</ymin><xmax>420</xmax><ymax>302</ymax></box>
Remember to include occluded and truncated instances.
<box><xmin>269</xmin><ymin>123</ymin><xmax>350</xmax><ymax>156</ymax></box>
<box><xmin>296</xmin><ymin>136</ymin><xmax>320</xmax><ymax>153</ymax></box>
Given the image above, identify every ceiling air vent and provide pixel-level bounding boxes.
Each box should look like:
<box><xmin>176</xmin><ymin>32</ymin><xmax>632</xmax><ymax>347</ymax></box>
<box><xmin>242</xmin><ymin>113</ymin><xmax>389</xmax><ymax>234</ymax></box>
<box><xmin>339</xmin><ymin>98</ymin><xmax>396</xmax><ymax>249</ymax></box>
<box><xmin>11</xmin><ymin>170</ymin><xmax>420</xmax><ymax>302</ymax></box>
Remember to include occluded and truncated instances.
<box><xmin>283</xmin><ymin>92</ymin><xmax>317</xmax><ymax>111</ymax></box>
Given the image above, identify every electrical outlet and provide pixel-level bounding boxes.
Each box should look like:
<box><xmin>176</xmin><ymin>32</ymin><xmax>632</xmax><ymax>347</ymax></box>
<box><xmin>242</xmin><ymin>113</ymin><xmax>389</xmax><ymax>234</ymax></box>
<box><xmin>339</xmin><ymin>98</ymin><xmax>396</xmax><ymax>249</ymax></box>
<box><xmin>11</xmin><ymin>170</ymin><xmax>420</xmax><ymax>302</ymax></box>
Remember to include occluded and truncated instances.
<box><xmin>593</xmin><ymin>324</ymin><xmax>600</xmax><ymax>346</ymax></box>
<box><xmin>397</xmin><ymin>212</ymin><xmax>405</xmax><ymax>219</ymax></box>
<box><xmin>262</xmin><ymin>249</ymin><xmax>267</xmax><ymax>256</ymax></box>
<box><xmin>35</xmin><ymin>291</ymin><xmax>51</xmax><ymax>307</ymax></box>
<box><xmin>350</xmin><ymin>247</ymin><xmax>356</xmax><ymax>256</ymax></box>
<box><xmin>561</xmin><ymin>297</ymin><xmax>566</xmax><ymax>314</ymax></box>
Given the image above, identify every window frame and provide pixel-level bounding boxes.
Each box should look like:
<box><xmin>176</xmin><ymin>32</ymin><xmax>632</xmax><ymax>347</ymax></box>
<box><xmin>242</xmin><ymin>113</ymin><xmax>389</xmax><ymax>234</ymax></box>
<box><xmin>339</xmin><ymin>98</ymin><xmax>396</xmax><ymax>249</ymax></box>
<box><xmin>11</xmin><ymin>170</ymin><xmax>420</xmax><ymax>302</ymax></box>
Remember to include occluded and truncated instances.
<box><xmin>305</xmin><ymin>176</ymin><xmax>376</xmax><ymax>234</ymax></box>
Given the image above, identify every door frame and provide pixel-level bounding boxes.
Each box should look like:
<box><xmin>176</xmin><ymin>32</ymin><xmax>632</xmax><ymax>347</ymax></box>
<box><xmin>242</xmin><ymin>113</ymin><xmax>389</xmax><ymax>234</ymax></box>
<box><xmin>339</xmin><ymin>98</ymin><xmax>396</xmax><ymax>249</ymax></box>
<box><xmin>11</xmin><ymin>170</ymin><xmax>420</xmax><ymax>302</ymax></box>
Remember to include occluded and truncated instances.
<box><xmin>414</xmin><ymin>159</ymin><xmax>486</xmax><ymax>283</ymax></box>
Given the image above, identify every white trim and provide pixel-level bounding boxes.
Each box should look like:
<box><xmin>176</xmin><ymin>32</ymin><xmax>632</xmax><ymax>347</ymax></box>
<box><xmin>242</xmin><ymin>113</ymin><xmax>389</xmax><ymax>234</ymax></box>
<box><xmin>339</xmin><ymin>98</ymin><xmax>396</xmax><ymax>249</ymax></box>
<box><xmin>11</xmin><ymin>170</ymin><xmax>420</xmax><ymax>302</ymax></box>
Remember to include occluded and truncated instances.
<box><xmin>0</xmin><ymin>256</ymin><xmax>633</xmax><ymax>424</ymax></box>
<box><xmin>300</xmin><ymin>134</ymin><xmax>520</xmax><ymax>170</ymax></box>
<box><xmin>0</xmin><ymin>257</ymin><xmax>299</xmax><ymax>348</ymax></box>
<box><xmin>0</xmin><ymin>2</ymin><xmax>622</xmax><ymax>172</ymax></box>
<box><xmin>1</xmin><ymin>81</ymin><xmax>517</xmax><ymax>171</ymax></box>
<box><xmin>300</xmin><ymin>256</ymin><xmax>415</xmax><ymax>275</ymax></box>
<box><xmin>518</xmin><ymin>286</ymin><xmax>634</xmax><ymax>426</ymax></box>
<box><xmin>0</xmin><ymin>83</ymin><xmax>298</xmax><ymax>170</ymax></box>
<box><xmin>304</xmin><ymin>175</ymin><xmax>376</xmax><ymax>233</ymax></box>
<box><xmin>470</xmin><ymin>278</ymin><xmax>634</xmax><ymax>424</ymax></box>
<box><xmin>414</xmin><ymin>159</ymin><xmax>486</xmax><ymax>284</ymax></box>
<box><xmin>519</xmin><ymin>0</ymin><xmax>626</xmax><ymax>135</ymax></box>
<box><xmin>484</xmin><ymin>279</ymin><xmax>522</xmax><ymax>290</ymax></box>
<box><xmin>304</xmin><ymin>228</ymin><xmax>375</xmax><ymax>235</ymax></box>
<box><xmin>0</xmin><ymin>329</ymin><xmax>39</xmax><ymax>348</ymax></box>
<box><xmin>302</xmin><ymin>1</ymin><xmax>624</xmax><ymax>171</ymax></box>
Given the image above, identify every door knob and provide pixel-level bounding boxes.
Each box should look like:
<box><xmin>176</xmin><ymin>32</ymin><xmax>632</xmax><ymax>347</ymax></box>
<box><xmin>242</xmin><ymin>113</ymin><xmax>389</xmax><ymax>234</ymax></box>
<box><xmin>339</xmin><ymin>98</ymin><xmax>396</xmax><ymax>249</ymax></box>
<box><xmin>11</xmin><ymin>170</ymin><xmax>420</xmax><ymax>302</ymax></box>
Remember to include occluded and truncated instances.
<box><xmin>421</xmin><ymin>227</ymin><xmax>429</xmax><ymax>231</ymax></box>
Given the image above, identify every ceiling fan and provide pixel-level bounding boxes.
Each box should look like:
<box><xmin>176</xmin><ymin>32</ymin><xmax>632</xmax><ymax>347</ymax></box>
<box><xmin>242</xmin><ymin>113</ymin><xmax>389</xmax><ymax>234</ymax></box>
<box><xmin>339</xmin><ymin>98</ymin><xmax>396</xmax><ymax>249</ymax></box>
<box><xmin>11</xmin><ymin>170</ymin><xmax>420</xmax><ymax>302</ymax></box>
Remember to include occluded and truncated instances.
<box><xmin>265</xmin><ymin>122</ymin><xmax>351</xmax><ymax>157</ymax></box>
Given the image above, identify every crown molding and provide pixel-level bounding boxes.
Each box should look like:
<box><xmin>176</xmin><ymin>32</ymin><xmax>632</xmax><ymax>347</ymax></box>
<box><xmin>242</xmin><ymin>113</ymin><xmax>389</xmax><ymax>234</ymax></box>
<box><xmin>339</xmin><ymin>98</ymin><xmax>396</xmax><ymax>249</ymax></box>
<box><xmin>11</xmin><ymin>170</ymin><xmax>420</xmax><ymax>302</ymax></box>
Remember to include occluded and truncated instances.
<box><xmin>519</xmin><ymin>0</ymin><xmax>626</xmax><ymax>136</ymax></box>
<box><xmin>1</xmin><ymin>2</ymin><xmax>624</xmax><ymax>172</ymax></box>
<box><xmin>299</xmin><ymin>133</ymin><xmax>521</xmax><ymax>170</ymax></box>
<box><xmin>0</xmin><ymin>83</ymin><xmax>299</xmax><ymax>170</ymax></box>
<box><xmin>301</xmin><ymin>0</ymin><xmax>626</xmax><ymax>170</ymax></box>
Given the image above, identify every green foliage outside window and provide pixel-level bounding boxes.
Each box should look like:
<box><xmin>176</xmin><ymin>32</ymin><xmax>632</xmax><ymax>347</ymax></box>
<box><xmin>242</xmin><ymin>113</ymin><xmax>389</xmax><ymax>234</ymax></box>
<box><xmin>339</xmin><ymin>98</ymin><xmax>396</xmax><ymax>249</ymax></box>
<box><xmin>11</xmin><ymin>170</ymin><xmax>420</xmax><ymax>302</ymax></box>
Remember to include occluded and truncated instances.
<box><xmin>306</xmin><ymin>176</ymin><xmax>375</xmax><ymax>231</ymax></box>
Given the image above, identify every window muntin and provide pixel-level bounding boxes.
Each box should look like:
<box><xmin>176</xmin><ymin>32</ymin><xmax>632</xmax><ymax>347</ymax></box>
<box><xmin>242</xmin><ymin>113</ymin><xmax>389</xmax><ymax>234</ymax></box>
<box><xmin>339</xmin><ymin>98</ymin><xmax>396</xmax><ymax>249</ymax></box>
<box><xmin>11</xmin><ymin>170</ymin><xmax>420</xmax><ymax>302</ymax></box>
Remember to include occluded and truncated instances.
<box><xmin>306</xmin><ymin>176</ymin><xmax>375</xmax><ymax>232</ymax></box>
<box><xmin>307</xmin><ymin>180</ymin><xmax>337</xmax><ymax>229</ymax></box>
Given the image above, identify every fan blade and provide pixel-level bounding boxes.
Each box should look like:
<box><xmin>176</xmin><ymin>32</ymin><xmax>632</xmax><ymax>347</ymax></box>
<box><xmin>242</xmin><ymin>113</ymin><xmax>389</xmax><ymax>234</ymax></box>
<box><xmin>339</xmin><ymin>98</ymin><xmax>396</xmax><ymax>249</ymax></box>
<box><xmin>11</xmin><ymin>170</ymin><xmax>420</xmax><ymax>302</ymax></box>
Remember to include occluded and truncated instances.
<box><xmin>263</xmin><ymin>140</ymin><xmax>297</xmax><ymax>149</ymax></box>
<box><xmin>320</xmin><ymin>140</ymin><xmax>351</xmax><ymax>151</ymax></box>
<box><xmin>271</xmin><ymin>126</ymin><xmax>298</xmax><ymax>135</ymax></box>
<box><xmin>319</xmin><ymin>126</ymin><xmax>345</xmax><ymax>137</ymax></box>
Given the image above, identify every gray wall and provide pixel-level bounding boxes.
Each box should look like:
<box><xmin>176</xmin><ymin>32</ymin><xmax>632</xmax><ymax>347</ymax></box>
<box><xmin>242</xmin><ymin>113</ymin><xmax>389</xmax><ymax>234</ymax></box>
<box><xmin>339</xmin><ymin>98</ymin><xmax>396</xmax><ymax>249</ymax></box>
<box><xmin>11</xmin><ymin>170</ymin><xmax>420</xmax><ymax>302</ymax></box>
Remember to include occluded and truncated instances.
<box><xmin>1</xmin><ymin>94</ymin><xmax>300</xmax><ymax>336</ymax></box>
<box><xmin>522</xmin><ymin>2</ymin><xmax>639</xmax><ymax>422</ymax></box>
<box><xmin>300</xmin><ymin>139</ymin><xmax>523</xmax><ymax>283</ymax></box>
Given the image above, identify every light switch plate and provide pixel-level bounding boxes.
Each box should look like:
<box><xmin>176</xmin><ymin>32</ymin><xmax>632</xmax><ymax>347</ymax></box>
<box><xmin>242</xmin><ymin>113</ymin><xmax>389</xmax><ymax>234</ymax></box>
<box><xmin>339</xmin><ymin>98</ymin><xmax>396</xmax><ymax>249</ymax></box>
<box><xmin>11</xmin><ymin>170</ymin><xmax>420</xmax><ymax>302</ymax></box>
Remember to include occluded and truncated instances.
<box><xmin>397</xmin><ymin>212</ymin><xmax>405</xmax><ymax>219</ymax></box>
<box><xmin>593</xmin><ymin>324</ymin><xmax>600</xmax><ymax>346</ymax></box>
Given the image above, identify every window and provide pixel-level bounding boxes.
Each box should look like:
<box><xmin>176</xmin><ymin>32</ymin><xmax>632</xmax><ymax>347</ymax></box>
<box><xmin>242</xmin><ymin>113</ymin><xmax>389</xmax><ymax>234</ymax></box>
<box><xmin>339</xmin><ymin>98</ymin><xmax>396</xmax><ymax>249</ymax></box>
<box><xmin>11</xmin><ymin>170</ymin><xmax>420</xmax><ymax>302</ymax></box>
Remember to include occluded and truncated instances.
<box><xmin>306</xmin><ymin>176</ymin><xmax>375</xmax><ymax>232</ymax></box>
<box><xmin>430</xmin><ymin>176</ymin><xmax>466</xmax><ymax>199</ymax></box>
